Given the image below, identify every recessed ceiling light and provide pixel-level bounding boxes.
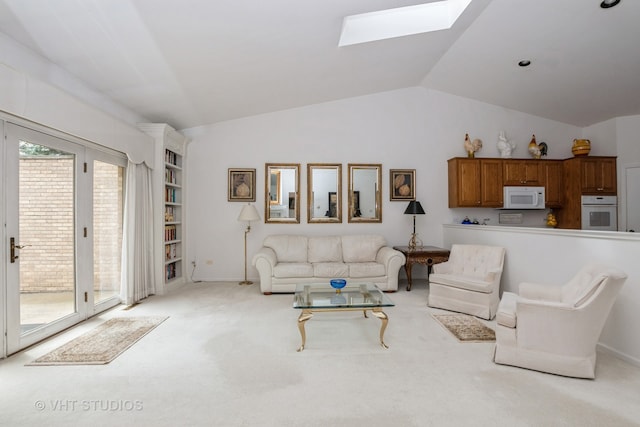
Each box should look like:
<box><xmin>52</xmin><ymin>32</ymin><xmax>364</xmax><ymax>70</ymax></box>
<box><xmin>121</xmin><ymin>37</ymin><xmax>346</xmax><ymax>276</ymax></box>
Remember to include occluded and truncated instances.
<box><xmin>518</xmin><ymin>60</ymin><xmax>531</xmax><ymax>67</ymax></box>
<box><xmin>339</xmin><ymin>0</ymin><xmax>473</xmax><ymax>47</ymax></box>
<box><xmin>600</xmin><ymin>0</ymin><xmax>621</xmax><ymax>8</ymax></box>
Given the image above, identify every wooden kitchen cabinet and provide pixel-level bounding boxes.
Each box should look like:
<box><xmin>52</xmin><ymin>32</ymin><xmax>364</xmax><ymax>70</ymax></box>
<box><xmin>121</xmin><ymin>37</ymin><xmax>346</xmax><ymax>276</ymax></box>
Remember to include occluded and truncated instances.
<box><xmin>563</xmin><ymin>156</ymin><xmax>617</xmax><ymax>195</ymax></box>
<box><xmin>541</xmin><ymin>160</ymin><xmax>563</xmax><ymax>208</ymax></box>
<box><xmin>448</xmin><ymin>158</ymin><xmax>503</xmax><ymax>207</ymax></box>
<box><xmin>503</xmin><ymin>160</ymin><xmax>542</xmax><ymax>186</ymax></box>
<box><xmin>579</xmin><ymin>157</ymin><xmax>617</xmax><ymax>194</ymax></box>
<box><xmin>556</xmin><ymin>156</ymin><xmax>617</xmax><ymax>229</ymax></box>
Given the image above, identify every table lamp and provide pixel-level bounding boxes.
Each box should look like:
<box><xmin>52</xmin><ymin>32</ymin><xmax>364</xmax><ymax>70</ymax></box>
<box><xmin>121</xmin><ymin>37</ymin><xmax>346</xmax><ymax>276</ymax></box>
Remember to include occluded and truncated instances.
<box><xmin>237</xmin><ymin>204</ymin><xmax>261</xmax><ymax>285</ymax></box>
<box><xmin>404</xmin><ymin>201</ymin><xmax>425</xmax><ymax>251</ymax></box>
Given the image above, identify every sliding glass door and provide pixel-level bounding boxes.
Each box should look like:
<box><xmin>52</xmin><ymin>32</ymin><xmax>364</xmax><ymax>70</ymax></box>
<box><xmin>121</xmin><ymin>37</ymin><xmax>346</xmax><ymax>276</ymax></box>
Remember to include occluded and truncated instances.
<box><xmin>4</xmin><ymin>122</ymin><xmax>125</xmax><ymax>355</ymax></box>
<box><xmin>91</xmin><ymin>154</ymin><xmax>126</xmax><ymax>312</ymax></box>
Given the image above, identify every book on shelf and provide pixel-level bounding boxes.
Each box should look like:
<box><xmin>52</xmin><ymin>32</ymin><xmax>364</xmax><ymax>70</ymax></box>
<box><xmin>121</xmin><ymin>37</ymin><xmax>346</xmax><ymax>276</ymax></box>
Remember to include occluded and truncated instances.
<box><xmin>165</xmin><ymin>149</ymin><xmax>178</xmax><ymax>166</ymax></box>
<box><xmin>165</xmin><ymin>243</ymin><xmax>177</xmax><ymax>260</ymax></box>
<box><xmin>165</xmin><ymin>263</ymin><xmax>177</xmax><ymax>281</ymax></box>
<box><xmin>165</xmin><ymin>168</ymin><xmax>177</xmax><ymax>184</ymax></box>
<box><xmin>164</xmin><ymin>225</ymin><xmax>177</xmax><ymax>241</ymax></box>
<box><xmin>165</xmin><ymin>187</ymin><xmax>178</xmax><ymax>203</ymax></box>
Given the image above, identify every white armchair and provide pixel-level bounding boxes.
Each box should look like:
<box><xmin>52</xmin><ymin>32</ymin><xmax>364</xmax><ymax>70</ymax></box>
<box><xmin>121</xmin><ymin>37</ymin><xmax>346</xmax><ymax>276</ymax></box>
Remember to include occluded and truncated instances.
<box><xmin>493</xmin><ymin>264</ymin><xmax>627</xmax><ymax>378</ymax></box>
<box><xmin>428</xmin><ymin>244</ymin><xmax>505</xmax><ymax>320</ymax></box>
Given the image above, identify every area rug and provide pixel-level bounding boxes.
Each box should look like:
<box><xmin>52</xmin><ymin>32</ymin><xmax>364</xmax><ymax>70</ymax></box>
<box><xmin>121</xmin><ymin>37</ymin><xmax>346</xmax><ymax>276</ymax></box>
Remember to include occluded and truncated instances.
<box><xmin>27</xmin><ymin>316</ymin><xmax>168</xmax><ymax>365</ymax></box>
<box><xmin>432</xmin><ymin>313</ymin><xmax>495</xmax><ymax>343</ymax></box>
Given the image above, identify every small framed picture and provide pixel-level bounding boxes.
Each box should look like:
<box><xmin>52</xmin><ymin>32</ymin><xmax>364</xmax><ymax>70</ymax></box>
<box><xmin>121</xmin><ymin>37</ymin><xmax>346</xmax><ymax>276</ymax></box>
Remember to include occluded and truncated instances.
<box><xmin>390</xmin><ymin>169</ymin><xmax>415</xmax><ymax>201</ymax></box>
<box><xmin>228</xmin><ymin>168</ymin><xmax>256</xmax><ymax>202</ymax></box>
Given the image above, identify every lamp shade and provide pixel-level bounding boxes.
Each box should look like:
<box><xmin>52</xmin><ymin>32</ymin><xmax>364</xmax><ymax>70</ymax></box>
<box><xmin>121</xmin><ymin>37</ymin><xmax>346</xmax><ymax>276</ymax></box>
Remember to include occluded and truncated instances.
<box><xmin>238</xmin><ymin>204</ymin><xmax>261</xmax><ymax>222</ymax></box>
<box><xmin>404</xmin><ymin>200</ymin><xmax>425</xmax><ymax>215</ymax></box>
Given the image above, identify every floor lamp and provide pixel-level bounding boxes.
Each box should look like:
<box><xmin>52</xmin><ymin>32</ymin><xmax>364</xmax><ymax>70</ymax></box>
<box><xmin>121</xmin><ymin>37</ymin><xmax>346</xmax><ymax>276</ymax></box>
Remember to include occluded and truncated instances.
<box><xmin>237</xmin><ymin>204</ymin><xmax>261</xmax><ymax>285</ymax></box>
<box><xmin>404</xmin><ymin>200</ymin><xmax>425</xmax><ymax>251</ymax></box>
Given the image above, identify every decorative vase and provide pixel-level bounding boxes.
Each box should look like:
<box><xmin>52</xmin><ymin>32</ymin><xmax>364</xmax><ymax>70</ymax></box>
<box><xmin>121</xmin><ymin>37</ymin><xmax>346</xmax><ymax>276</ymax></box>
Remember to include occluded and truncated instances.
<box><xmin>330</xmin><ymin>279</ymin><xmax>347</xmax><ymax>293</ymax></box>
<box><xmin>572</xmin><ymin>139</ymin><xmax>591</xmax><ymax>157</ymax></box>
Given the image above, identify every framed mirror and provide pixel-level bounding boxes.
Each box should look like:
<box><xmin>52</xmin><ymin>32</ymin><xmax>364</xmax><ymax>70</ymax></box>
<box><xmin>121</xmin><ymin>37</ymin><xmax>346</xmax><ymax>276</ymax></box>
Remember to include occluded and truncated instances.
<box><xmin>265</xmin><ymin>163</ymin><xmax>300</xmax><ymax>223</ymax></box>
<box><xmin>307</xmin><ymin>163</ymin><xmax>342</xmax><ymax>223</ymax></box>
<box><xmin>348</xmin><ymin>163</ymin><xmax>382</xmax><ymax>223</ymax></box>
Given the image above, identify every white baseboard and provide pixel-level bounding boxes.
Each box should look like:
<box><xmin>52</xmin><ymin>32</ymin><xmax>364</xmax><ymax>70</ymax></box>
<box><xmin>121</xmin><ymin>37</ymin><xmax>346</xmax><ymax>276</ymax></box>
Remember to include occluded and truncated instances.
<box><xmin>597</xmin><ymin>342</ymin><xmax>640</xmax><ymax>367</ymax></box>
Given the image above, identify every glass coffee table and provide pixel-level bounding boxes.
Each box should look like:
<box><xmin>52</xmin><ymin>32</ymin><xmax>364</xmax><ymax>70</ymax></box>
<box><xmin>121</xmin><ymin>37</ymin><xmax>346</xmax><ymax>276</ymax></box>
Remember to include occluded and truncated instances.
<box><xmin>292</xmin><ymin>283</ymin><xmax>395</xmax><ymax>352</ymax></box>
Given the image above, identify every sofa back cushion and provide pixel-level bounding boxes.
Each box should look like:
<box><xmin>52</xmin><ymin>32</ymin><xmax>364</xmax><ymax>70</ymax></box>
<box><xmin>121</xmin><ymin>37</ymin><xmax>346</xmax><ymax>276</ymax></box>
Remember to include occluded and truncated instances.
<box><xmin>341</xmin><ymin>235</ymin><xmax>386</xmax><ymax>263</ymax></box>
<box><xmin>308</xmin><ymin>236</ymin><xmax>343</xmax><ymax>263</ymax></box>
<box><xmin>263</xmin><ymin>235</ymin><xmax>308</xmax><ymax>263</ymax></box>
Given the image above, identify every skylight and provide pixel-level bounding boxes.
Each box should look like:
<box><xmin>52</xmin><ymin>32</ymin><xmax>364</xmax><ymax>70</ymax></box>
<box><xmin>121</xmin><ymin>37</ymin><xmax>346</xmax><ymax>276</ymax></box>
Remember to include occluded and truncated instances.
<box><xmin>338</xmin><ymin>0</ymin><xmax>473</xmax><ymax>47</ymax></box>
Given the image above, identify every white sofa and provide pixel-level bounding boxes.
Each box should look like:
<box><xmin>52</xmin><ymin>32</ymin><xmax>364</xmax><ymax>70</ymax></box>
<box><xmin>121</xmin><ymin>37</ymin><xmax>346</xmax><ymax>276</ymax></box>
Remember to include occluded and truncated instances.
<box><xmin>252</xmin><ymin>234</ymin><xmax>406</xmax><ymax>294</ymax></box>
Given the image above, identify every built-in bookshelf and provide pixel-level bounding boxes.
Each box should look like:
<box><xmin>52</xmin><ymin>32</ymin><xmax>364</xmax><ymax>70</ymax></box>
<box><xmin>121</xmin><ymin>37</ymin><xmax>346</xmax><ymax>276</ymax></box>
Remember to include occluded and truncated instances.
<box><xmin>138</xmin><ymin>123</ymin><xmax>188</xmax><ymax>293</ymax></box>
<box><xmin>164</xmin><ymin>147</ymin><xmax>182</xmax><ymax>282</ymax></box>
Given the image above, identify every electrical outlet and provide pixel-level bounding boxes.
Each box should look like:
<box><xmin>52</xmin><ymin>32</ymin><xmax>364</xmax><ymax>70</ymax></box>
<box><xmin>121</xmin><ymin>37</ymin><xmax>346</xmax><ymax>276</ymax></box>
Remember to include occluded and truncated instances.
<box><xmin>206</xmin><ymin>259</ymin><xmax>214</xmax><ymax>265</ymax></box>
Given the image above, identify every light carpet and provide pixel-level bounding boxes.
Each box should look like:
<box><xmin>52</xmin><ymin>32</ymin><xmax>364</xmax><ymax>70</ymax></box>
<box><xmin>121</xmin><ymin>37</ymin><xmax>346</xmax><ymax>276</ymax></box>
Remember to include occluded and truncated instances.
<box><xmin>27</xmin><ymin>316</ymin><xmax>168</xmax><ymax>365</ymax></box>
<box><xmin>2</xmin><ymin>282</ymin><xmax>640</xmax><ymax>427</ymax></box>
<box><xmin>432</xmin><ymin>313</ymin><xmax>496</xmax><ymax>342</ymax></box>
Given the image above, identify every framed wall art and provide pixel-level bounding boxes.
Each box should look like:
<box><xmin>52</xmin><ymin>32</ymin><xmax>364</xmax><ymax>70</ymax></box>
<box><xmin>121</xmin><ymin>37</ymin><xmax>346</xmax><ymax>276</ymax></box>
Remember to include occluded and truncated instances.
<box><xmin>390</xmin><ymin>169</ymin><xmax>415</xmax><ymax>201</ymax></box>
<box><xmin>228</xmin><ymin>168</ymin><xmax>256</xmax><ymax>202</ymax></box>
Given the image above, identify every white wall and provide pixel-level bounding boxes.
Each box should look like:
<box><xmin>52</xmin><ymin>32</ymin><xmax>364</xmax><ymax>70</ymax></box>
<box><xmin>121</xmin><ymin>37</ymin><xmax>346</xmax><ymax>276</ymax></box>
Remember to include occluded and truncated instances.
<box><xmin>0</xmin><ymin>33</ymin><xmax>154</xmax><ymax>165</ymax></box>
<box><xmin>183</xmin><ymin>87</ymin><xmax>584</xmax><ymax>282</ymax></box>
<box><xmin>0</xmin><ymin>63</ymin><xmax>154</xmax><ymax>165</ymax></box>
<box><xmin>443</xmin><ymin>224</ymin><xmax>640</xmax><ymax>365</ymax></box>
<box><xmin>584</xmin><ymin>114</ymin><xmax>640</xmax><ymax>232</ymax></box>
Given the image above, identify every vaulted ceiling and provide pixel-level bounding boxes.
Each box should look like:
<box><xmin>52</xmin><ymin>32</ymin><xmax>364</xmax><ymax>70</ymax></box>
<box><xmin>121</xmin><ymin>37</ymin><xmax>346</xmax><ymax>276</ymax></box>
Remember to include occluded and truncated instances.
<box><xmin>1</xmin><ymin>0</ymin><xmax>638</xmax><ymax>130</ymax></box>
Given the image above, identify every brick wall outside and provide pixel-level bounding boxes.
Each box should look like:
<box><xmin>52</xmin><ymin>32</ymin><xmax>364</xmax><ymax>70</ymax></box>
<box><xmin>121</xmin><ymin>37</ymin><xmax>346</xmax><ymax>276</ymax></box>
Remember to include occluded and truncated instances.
<box><xmin>19</xmin><ymin>157</ymin><xmax>123</xmax><ymax>294</ymax></box>
<box><xmin>93</xmin><ymin>160</ymin><xmax>124</xmax><ymax>294</ymax></box>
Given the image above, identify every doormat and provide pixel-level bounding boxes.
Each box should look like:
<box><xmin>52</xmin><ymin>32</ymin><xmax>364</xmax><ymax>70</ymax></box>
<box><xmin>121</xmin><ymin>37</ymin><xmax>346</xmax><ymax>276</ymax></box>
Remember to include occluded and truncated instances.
<box><xmin>27</xmin><ymin>316</ymin><xmax>168</xmax><ymax>365</ymax></box>
<box><xmin>432</xmin><ymin>313</ymin><xmax>495</xmax><ymax>342</ymax></box>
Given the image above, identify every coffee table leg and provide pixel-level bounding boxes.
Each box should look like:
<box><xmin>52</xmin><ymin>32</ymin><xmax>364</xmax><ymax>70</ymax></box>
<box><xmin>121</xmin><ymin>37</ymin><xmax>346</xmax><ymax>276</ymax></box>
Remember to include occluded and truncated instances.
<box><xmin>371</xmin><ymin>309</ymin><xmax>389</xmax><ymax>349</ymax></box>
<box><xmin>297</xmin><ymin>309</ymin><xmax>313</xmax><ymax>352</ymax></box>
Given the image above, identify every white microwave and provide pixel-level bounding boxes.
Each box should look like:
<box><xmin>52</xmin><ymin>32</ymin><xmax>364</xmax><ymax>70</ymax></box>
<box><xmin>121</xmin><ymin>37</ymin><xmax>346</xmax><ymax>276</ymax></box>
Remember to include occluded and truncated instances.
<box><xmin>503</xmin><ymin>186</ymin><xmax>545</xmax><ymax>209</ymax></box>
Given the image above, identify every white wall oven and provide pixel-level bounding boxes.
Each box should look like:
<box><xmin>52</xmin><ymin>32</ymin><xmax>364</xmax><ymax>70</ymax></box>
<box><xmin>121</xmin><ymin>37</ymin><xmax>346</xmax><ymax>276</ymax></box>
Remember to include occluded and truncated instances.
<box><xmin>581</xmin><ymin>195</ymin><xmax>617</xmax><ymax>231</ymax></box>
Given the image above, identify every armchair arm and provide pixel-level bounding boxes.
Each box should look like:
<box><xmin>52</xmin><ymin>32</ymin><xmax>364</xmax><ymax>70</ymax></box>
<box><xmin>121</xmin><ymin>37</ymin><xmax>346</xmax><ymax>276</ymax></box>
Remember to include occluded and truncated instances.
<box><xmin>484</xmin><ymin>268</ymin><xmax>503</xmax><ymax>283</ymax></box>
<box><xmin>515</xmin><ymin>298</ymin><xmax>598</xmax><ymax>356</ymax></box>
<box><xmin>519</xmin><ymin>281</ymin><xmax>562</xmax><ymax>302</ymax></box>
<box><xmin>432</xmin><ymin>260</ymin><xmax>453</xmax><ymax>274</ymax></box>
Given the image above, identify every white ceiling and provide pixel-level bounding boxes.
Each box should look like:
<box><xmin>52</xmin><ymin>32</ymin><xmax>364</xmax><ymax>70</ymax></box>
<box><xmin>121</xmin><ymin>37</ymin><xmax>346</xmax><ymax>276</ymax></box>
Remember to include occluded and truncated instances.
<box><xmin>1</xmin><ymin>0</ymin><xmax>638</xmax><ymax>130</ymax></box>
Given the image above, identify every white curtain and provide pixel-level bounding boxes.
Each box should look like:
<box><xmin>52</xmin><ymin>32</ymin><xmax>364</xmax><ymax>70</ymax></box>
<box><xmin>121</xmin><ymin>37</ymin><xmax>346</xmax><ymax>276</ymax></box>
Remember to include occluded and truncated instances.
<box><xmin>121</xmin><ymin>160</ymin><xmax>155</xmax><ymax>305</ymax></box>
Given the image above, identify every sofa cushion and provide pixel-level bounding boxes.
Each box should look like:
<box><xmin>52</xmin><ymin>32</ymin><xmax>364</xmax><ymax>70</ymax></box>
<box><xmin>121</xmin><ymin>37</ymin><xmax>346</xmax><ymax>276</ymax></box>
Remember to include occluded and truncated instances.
<box><xmin>348</xmin><ymin>262</ymin><xmax>386</xmax><ymax>278</ymax></box>
<box><xmin>429</xmin><ymin>273</ymin><xmax>493</xmax><ymax>293</ymax></box>
<box><xmin>273</xmin><ymin>262</ymin><xmax>313</xmax><ymax>278</ymax></box>
<box><xmin>308</xmin><ymin>236</ymin><xmax>343</xmax><ymax>263</ymax></box>
<box><xmin>313</xmin><ymin>262</ymin><xmax>349</xmax><ymax>278</ymax></box>
<box><xmin>341</xmin><ymin>235</ymin><xmax>386</xmax><ymax>263</ymax></box>
<box><xmin>263</xmin><ymin>235</ymin><xmax>308</xmax><ymax>263</ymax></box>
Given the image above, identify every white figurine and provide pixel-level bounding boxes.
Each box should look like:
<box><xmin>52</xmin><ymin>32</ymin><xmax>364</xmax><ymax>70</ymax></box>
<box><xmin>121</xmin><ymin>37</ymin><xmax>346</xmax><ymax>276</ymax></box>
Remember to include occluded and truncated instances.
<box><xmin>497</xmin><ymin>131</ymin><xmax>516</xmax><ymax>158</ymax></box>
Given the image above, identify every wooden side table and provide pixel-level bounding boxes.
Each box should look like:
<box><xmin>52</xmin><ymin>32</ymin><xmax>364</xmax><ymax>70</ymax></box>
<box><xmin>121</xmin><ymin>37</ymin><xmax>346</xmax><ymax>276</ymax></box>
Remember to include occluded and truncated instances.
<box><xmin>393</xmin><ymin>246</ymin><xmax>450</xmax><ymax>291</ymax></box>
